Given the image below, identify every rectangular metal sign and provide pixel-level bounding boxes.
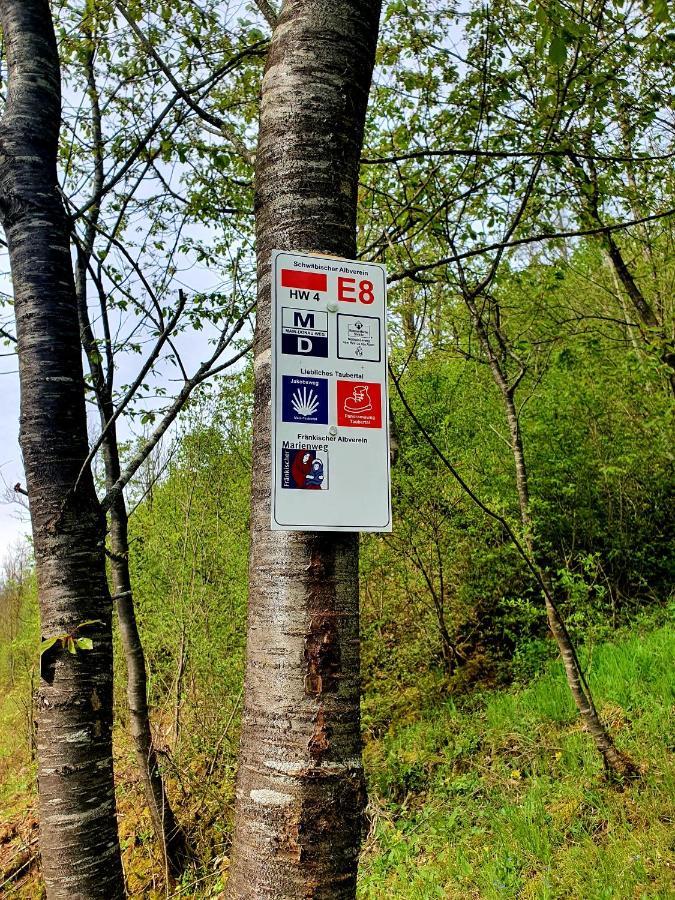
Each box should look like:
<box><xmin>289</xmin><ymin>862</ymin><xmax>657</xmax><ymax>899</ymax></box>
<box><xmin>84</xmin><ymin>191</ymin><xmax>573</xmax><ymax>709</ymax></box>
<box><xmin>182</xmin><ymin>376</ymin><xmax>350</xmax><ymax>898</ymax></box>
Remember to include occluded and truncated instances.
<box><xmin>271</xmin><ymin>250</ymin><xmax>392</xmax><ymax>532</ymax></box>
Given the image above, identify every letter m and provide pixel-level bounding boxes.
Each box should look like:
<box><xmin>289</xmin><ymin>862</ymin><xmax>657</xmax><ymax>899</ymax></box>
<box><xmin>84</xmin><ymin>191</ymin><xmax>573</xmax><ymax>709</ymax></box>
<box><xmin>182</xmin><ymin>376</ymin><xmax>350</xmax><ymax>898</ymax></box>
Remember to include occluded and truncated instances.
<box><xmin>293</xmin><ymin>311</ymin><xmax>314</xmax><ymax>328</ymax></box>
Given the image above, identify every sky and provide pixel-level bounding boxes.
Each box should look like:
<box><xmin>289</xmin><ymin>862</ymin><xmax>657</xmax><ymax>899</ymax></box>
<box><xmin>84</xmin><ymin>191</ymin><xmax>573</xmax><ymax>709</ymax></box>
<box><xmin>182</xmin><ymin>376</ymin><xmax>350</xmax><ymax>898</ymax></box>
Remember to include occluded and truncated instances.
<box><xmin>0</xmin><ymin>0</ymin><xmax>463</xmax><ymax>567</ymax></box>
<box><xmin>0</xmin><ymin>3</ymin><xmax>257</xmax><ymax>557</ymax></box>
<box><xmin>0</xmin><ymin>364</ymin><xmax>29</xmax><ymax>560</ymax></box>
<box><xmin>0</xmin><ymin>253</ymin><xmax>250</xmax><ymax>570</ymax></box>
<box><xmin>0</xmin><ymin>0</ymin><xmax>258</xmax><ymax>569</ymax></box>
<box><xmin>0</xmin><ymin>317</ymin><xmax>252</xmax><ymax>571</ymax></box>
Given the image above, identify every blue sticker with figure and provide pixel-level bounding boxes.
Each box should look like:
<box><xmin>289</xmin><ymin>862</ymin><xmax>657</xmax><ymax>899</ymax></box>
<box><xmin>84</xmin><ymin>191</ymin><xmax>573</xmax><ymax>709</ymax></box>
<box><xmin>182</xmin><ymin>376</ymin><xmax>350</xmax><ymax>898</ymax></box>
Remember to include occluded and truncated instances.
<box><xmin>281</xmin><ymin>448</ymin><xmax>329</xmax><ymax>490</ymax></box>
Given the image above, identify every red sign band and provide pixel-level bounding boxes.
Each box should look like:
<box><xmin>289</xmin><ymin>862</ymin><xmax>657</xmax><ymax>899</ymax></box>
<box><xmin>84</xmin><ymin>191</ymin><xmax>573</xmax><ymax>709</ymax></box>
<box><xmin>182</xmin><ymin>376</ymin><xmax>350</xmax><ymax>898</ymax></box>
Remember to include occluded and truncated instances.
<box><xmin>281</xmin><ymin>269</ymin><xmax>328</xmax><ymax>292</ymax></box>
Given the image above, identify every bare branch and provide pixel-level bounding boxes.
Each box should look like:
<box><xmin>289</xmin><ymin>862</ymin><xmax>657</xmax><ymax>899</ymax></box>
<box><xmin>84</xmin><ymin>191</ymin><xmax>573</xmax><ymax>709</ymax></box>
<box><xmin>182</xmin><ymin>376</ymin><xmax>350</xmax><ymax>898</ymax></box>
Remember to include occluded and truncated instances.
<box><xmin>73</xmin><ymin>290</ymin><xmax>190</xmax><ymax>493</ymax></box>
<box><xmin>101</xmin><ymin>328</ymin><xmax>253</xmax><ymax>513</ymax></box>
<box><xmin>361</xmin><ymin>146</ymin><xmax>675</xmax><ymax>166</ymax></box>
<box><xmin>70</xmin><ymin>93</ymin><xmax>179</xmax><ymax>221</ymax></box>
<box><xmin>388</xmin><ymin>207</ymin><xmax>675</xmax><ymax>284</ymax></box>
<box><xmin>115</xmin><ymin>1</ymin><xmax>255</xmax><ymax>166</ymax></box>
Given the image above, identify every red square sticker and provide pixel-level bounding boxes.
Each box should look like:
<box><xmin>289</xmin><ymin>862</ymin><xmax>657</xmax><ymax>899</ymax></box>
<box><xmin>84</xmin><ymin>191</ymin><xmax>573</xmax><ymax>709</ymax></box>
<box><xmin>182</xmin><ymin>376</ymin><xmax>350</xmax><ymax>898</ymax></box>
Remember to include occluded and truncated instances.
<box><xmin>336</xmin><ymin>380</ymin><xmax>382</xmax><ymax>428</ymax></box>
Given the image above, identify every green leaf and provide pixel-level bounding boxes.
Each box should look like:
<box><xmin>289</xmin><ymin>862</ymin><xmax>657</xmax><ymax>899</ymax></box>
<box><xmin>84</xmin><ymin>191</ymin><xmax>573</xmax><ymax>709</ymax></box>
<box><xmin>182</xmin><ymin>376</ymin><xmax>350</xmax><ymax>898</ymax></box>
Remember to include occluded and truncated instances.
<box><xmin>40</xmin><ymin>636</ymin><xmax>61</xmax><ymax>655</ymax></box>
<box><xmin>74</xmin><ymin>637</ymin><xmax>94</xmax><ymax>651</ymax></box>
<box><xmin>66</xmin><ymin>636</ymin><xmax>77</xmax><ymax>655</ymax></box>
<box><xmin>548</xmin><ymin>35</ymin><xmax>567</xmax><ymax>66</ymax></box>
<box><xmin>653</xmin><ymin>0</ymin><xmax>671</xmax><ymax>23</ymax></box>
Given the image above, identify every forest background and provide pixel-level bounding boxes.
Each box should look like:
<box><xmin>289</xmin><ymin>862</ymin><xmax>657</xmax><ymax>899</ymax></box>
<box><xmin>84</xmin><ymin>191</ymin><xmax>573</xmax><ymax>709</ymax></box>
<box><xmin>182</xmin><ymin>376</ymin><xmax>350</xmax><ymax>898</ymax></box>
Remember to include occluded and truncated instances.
<box><xmin>0</xmin><ymin>0</ymin><xmax>673</xmax><ymax>896</ymax></box>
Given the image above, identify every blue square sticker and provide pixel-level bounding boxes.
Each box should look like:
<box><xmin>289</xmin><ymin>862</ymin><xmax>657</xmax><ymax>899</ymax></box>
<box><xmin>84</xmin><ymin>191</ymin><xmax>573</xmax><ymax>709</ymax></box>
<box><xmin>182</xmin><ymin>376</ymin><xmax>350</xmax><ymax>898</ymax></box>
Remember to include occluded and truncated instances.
<box><xmin>282</xmin><ymin>376</ymin><xmax>328</xmax><ymax>424</ymax></box>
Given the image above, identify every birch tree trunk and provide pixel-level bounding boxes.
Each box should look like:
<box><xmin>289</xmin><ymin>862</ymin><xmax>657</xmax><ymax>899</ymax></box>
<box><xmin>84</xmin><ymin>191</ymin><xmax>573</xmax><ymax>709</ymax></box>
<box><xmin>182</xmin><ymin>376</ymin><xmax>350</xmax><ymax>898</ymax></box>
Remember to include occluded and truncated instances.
<box><xmin>0</xmin><ymin>1</ymin><xmax>125</xmax><ymax>896</ymax></box>
<box><xmin>227</xmin><ymin>2</ymin><xmax>381</xmax><ymax>896</ymax></box>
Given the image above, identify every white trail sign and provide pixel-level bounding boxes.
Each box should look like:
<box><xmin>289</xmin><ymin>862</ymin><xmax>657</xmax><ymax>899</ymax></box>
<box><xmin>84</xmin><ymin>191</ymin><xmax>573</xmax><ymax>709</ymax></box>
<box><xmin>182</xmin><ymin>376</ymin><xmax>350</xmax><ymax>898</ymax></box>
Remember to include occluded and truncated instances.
<box><xmin>271</xmin><ymin>250</ymin><xmax>391</xmax><ymax>532</ymax></box>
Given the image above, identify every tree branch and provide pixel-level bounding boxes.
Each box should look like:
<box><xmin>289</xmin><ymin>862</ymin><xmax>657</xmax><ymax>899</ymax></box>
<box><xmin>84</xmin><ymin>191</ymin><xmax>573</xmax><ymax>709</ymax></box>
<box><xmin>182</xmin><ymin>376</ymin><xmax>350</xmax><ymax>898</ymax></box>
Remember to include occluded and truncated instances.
<box><xmin>254</xmin><ymin>0</ymin><xmax>278</xmax><ymax>29</ymax></box>
<box><xmin>115</xmin><ymin>1</ymin><xmax>255</xmax><ymax>166</ymax></box>
<box><xmin>388</xmin><ymin>208</ymin><xmax>675</xmax><ymax>284</ymax></box>
<box><xmin>101</xmin><ymin>331</ymin><xmax>253</xmax><ymax>513</ymax></box>
<box><xmin>389</xmin><ymin>366</ymin><xmax>598</xmax><ymax>709</ymax></box>
<box><xmin>73</xmin><ymin>289</ymin><xmax>190</xmax><ymax>494</ymax></box>
<box><xmin>361</xmin><ymin>146</ymin><xmax>675</xmax><ymax>166</ymax></box>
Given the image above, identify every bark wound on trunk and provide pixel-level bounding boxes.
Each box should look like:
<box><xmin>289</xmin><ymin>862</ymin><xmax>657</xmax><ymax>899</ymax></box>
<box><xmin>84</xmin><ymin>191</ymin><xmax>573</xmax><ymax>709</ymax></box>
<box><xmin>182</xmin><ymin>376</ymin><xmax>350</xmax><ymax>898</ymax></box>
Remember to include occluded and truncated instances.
<box><xmin>305</xmin><ymin>545</ymin><xmax>341</xmax><ymax>767</ymax></box>
<box><xmin>305</xmin><ymin>546</ymin><xmax>342</xmax><ymax>698</ymax></box>
<box><xmin>227</xmin><ymin>2</ymin><xmax>381</xmax><ymax>897</ymax></box>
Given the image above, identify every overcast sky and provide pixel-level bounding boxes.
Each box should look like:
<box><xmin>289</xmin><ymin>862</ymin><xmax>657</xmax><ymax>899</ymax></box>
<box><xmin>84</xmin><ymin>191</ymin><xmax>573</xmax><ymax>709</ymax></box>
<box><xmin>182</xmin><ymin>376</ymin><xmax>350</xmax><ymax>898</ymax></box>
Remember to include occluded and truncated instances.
<box><xmin>0</xmin><ymin>365</ymin><xmax>29</xmax><ymax>560</ymax></box>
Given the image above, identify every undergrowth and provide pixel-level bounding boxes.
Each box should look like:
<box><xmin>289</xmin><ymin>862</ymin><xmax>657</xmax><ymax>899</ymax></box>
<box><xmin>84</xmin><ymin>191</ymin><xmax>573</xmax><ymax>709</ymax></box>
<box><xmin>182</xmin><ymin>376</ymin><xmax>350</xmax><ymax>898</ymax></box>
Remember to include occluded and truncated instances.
<box><xmin>1</xmin><ymin>623</ymin><xmax>673</xmax><ymax>897</ymax></box>
<box><xmin>358</xmin><ymin>624</ymin><xmax>675</xmax><ymax>899</ymax></box>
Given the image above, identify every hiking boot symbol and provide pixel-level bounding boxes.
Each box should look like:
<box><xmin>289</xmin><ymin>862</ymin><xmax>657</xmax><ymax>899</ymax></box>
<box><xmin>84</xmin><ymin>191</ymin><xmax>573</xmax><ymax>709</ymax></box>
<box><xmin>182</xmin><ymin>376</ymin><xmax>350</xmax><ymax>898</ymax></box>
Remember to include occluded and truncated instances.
<box><xmin>343</xmin><ymin>385</ymin><xmax>372</xmax><ymax>414</ymax></box>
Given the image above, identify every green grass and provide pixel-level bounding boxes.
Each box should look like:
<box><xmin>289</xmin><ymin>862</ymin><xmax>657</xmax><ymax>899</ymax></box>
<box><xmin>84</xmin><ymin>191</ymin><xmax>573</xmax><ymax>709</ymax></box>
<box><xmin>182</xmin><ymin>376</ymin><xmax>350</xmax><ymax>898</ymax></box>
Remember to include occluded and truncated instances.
<box><xmin>0</xmin><ymin>684</ymin><xmax>35</xmax><ymax>817</ymax></box>
<box><xmin>1</xmin><ymin>624</ymin><xmax>673</xmax><ymax>898</ymax></box>
<box><xmin>358</xmin><ymin>625</ymin><xmax>675</xmax><ymax>899</ymax></box>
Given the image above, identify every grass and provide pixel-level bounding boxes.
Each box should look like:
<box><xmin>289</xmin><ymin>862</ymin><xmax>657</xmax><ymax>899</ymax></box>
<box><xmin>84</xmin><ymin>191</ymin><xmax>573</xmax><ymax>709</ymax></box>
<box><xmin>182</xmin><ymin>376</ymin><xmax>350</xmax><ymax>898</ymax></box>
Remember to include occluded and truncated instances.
<box><xmin>358</xmin><ymin>625</ymin><xmax>675</xmax><ymax>899</ymax></box>
<box><xmin>0</xmin><ymin>683</ymin><xmax>35</xmax><ymax>817</ymax></box>
<box><xmin>0</xmin><ymin>624</ymin><xmax>673</xmax><ymax>897</ymax></box>
<box><xmin>0</xmin><ymin>683</ymin><xmax>38</xmax><ymax>899</ymax></box>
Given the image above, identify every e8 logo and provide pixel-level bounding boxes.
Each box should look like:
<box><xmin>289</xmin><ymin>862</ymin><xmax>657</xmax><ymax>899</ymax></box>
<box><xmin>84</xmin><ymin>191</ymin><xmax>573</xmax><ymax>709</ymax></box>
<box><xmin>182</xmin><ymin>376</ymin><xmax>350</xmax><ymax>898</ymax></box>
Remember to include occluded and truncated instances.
<box><xmin>337</xmin><ymin>277</ymin><xmax>376</xmax><ymax>305</ymax></box>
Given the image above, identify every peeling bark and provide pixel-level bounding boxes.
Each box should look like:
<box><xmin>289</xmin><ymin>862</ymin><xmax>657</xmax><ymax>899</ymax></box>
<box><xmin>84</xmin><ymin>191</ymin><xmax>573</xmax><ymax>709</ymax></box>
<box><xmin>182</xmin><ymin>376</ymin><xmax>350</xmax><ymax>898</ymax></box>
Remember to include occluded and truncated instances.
<box><xmin>227</xmin><ymin>2</ymin><xmax>381</xmax><ymax>896</ymax></box>
<box><xmin>0</xmin><ymin>1</ymin><xmax>125</xmax><ymax>896</ymax></box>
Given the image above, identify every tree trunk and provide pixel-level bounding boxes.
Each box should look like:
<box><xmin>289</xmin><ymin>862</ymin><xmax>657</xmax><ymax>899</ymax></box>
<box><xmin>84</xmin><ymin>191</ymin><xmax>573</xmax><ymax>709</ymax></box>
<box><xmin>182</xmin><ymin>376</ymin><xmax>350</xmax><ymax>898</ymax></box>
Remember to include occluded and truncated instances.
<box><xmin>466</xmin><ymin>295</ymin><xmax>638</xmax><ymax>778</ymax></box>
<box><xmin>498</xmin><ymin>368</ymin><xmax>638</xmax><ymax>778</ymax></box>
<box><xmin>574</xmin><ymin>155</ymin><xmax>675</xmax><ymax>394</ymax></box>
<box><xmin>227</xmin><ymin>2</ymin><xmax>381</xmax><ymax>897</ymax></box>
<box><xmin>71</xmin><ymin>77</ymin><xmax>189</xmax><ymax>870</ymax></box>
<box><xmin>172</xmin><ymin>624</ymin><xmax>187</xmax><ymax>747</ymax></box>
<box><xmin>76</xmin><ymin>283</ymin><xmax>189</xmax><ymax>884</ymax></box>
<box><xmin>602</xmin><ymin>232</ymin><xmax>675</xmax><ymax>395</ymax></box>
<box><xmin>0</xmin><ymin>2</ymin><xmax>125</xmax><ymax>896</ymax></box>
<box><xmin>603</xmin><ymin>232</ymin><xmax>658</xmax><ymax>330</ymax></box>
<box><xmin>543</xmin><ymin>597</ymin><xmax>638</xmax><ymax>777</ymax></box>
<box><xmin>436</xmin><ymin>609</ymin><xmax>457</xmax><ymax>676</ymax></box>
<box><xmin>108</xmin><ymin>494</ymin><xmax>190</xmax><ymax>877</ymax></box>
